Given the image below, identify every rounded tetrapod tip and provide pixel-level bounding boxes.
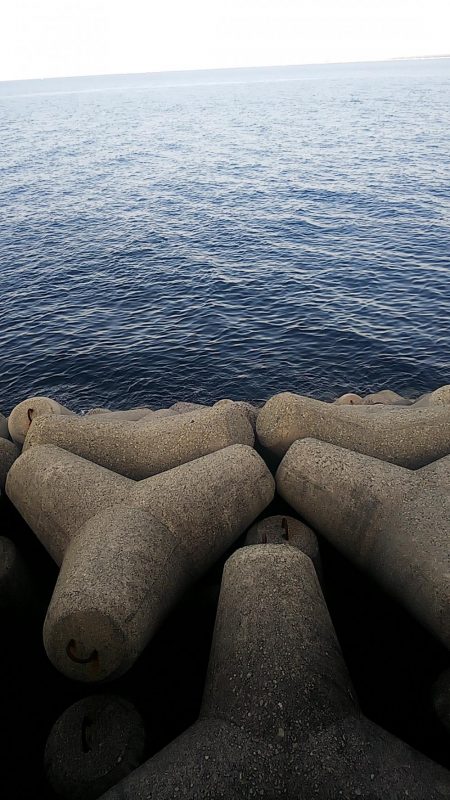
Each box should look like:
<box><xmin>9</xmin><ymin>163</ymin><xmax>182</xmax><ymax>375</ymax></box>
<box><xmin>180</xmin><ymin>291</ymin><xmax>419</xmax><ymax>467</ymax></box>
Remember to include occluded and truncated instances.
<box><xmin>43</xmin><ymin>506</ymin><xmax>169</xmax><ymax>682</ymax></box>
<box><xmin>8</xmin><ymin>396</ymin><xmax>75</xmax><ymax>446</ymax></box>
<box><xmin>334</xmin><ymin>393</ymin><xmax>363</xmax><ymax>405</ymax></box>
<box><xmin>44</xmin><ymin>694</ymin><xmax>146</xmax><ymax>800</ymax></box>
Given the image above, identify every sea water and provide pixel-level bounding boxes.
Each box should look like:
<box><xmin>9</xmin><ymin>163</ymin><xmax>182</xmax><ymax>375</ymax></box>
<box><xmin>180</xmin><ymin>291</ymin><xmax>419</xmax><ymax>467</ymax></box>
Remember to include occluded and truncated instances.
<box><xmin>1</xmin><ymin>59</ymin><xmax>449</xmax><ymax>410</ymax></box>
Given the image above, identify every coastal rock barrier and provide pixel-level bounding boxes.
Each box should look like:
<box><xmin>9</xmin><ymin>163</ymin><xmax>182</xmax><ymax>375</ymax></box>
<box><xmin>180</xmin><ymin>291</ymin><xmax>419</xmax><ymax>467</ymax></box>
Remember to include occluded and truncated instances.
<box><xmin>1</xmin><ymin>388</ymin><xmax>449</xmax><ymax>798</ymax></box>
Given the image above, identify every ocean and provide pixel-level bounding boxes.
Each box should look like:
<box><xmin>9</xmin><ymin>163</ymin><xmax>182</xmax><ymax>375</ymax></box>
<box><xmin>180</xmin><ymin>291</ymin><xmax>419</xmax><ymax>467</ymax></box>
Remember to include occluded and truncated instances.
<box><xmin>1</xmin><ymin>59</ymin><xmax>449</xmax><ymax>411</ymax></box>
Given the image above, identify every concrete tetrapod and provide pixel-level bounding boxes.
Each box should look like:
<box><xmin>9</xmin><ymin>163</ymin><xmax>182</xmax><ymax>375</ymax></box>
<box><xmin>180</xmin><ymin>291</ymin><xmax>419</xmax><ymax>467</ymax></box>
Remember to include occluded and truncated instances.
<box><xmin>8</xmin><ymin>395</ymin><xmax>75</xmax><ymax>445</ymax></box>
<box><xmin>244</xmin><ymin>514</ymin><xmax>322</xmax><ymax>578</ymax></box>
<box><xmin>256</xmin><ymin>391</ymin><xmax>450</xmax><ymax>465</ymax></box>
<box><xmin>333</xmin><ymin>392</ymin><xmax>363</xmax><ymax>405</ymax></box>
<box><xmin>414</xmin><ymin>385</ymin><xmax>450</xmax><ymax>407</ymax></box>
<box><xmin>0</xmin><ymin>438</ymin><xmax>20</xmax><ymax>493</ymax></box>
<box><xmin>23</xmin><ymin>402</ymin><xmax>254</xmax><ymax>479</ymax></box>
<box><xmin>6</xmin><ymin>444</ymin><xmax>274</xmax><ymax>680</ymax></box>
<box><xmin>362</xmin><ymin>389</ymin><xmax>412</xmax><ymax>405</ymax></box>
<box><xmin>45</xmin><ymin>695</ymin><xmax>146</xmax><ymax>800</ymax></box>
<box><xmin>276</xmin><ymin>439</ymin><xmax>450</xmax><ymax>649</ymax></box>
<box><xmin>98</xmin><ymin>546</ymin><xmax>450</xmax><ymax>800</ymax></box>
<box><xmin>214</xmin><ymin>399</ymin><xmax>260</xmax><ymax>429</ymax></box>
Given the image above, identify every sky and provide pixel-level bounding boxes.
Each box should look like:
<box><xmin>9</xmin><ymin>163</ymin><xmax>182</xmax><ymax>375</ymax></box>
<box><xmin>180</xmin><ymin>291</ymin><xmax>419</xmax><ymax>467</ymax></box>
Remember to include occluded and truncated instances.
<box><xmin>1</xmin><ymin>0</ymin><xmax>449</xmax><ymax>82</ymax></box>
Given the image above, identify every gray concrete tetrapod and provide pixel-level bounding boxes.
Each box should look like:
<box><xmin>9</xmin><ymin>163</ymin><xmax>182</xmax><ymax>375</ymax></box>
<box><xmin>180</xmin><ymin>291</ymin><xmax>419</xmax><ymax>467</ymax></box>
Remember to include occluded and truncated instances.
<box><xmin>256</xmin><ymin>391</ymin><xmax>450</xmax><ymax>465</ymax></box>
<box><xmin>23</xmin><ymin>402</ymin><xmax>254</xmax><ymax>479</ymax></box>
<box><xmin>414</xmin><ymin>385</ymin><xmax>450</xmax><ymax>407</ymax></box>
<box><xmin>333</xmin><ymin>392</ymin><xmax>363</xmax><ymax>405</ymax></box>
<box><xmin>214</xmin><ymin>399</ymin><xmax>260</xmax><ymax>429</ymax></box>
<box><xmin>6</xmin><ymin>443</ymin><xmax>274</xmax><ymax>681</ymax></box>
<box><xmin>362</xmin><ymin>389</ymin><xmax>411</xmax><ymax>405</ymax></box>
<box><xmin>7</xmin><ymin>395</ymin><xmax>76</xmax><ymax>445</ymax></box>
<box><xmin>45</xmin><ymin>695</ymin><xmax>146</xmax><ymax>800</ymax></box>
<box><xmin>244</xmin><ymin>514</ymin><xmax>322</xmax><ymax>578</ymax></box>
<box><xmin>98</xmin><ymin>546</ymin><xmax>450</xmax><ymax>800</ymax></box>
<box><xmin>276</xmin><ymin>438</ymin><xmax>450</xmax><ymax>649</ymax></box>
<box><xmin>0</xmin><ymin>438</ymin><xmax>20</xmax><ymax>493</ymax></box>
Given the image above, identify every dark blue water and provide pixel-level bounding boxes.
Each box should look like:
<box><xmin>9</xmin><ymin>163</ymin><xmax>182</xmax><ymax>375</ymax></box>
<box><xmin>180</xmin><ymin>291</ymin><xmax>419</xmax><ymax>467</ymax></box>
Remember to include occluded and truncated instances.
<box><xmin>1</xmin><ymin>59</ymin><xmax>449</xmax><ymax>412</ymax></box>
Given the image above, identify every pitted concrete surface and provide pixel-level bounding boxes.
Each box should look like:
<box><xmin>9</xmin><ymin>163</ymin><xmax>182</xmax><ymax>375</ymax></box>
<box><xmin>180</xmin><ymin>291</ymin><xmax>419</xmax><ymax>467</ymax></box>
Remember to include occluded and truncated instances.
<box><xmin>7</xmin><ymin>443</ymin><xmax>274</xmax><ymax>680</ymax></box>
<box><xmin>98</xmin><ymin>546</ymin><xmax>450</xmax><ymax>800</ymax></box>
<box><xmin>256</xmin><ymin>391</ymin><xmax>450</xmax><ymax>466</ymax></box>
<box><xmin>23</xmin><ymin>402</ymin><xmax>254</xmax><ymax>479</ymax></box>
<box><xmin>277</xmin><ymin>438</ymin><xmax>450</xmax><ymax>648</ymax></box>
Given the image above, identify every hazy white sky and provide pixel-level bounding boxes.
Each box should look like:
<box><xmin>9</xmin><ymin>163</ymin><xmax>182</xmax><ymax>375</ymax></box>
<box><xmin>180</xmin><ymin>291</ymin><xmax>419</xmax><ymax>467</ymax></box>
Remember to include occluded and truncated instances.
<box><xmin>1</xmin><ymin>0</ymin><xmax>449</xmax><ymax>82</ymax></box>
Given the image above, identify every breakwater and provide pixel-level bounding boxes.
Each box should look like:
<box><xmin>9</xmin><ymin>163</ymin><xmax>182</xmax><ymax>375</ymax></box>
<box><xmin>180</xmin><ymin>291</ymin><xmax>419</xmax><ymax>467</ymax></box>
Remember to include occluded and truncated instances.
<box><xmin>1</xmin><ymin>388</ymin><xmax>449</xmax><ymax>798</ymax></box>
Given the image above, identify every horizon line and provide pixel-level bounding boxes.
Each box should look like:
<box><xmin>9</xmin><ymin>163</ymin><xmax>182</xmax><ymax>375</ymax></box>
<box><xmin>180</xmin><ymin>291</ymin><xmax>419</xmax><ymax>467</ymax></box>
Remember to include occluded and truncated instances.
<box><xmin>1</xmin><ymin>53</ymin><xmax>450</xmax><ymax>85</ymax></box>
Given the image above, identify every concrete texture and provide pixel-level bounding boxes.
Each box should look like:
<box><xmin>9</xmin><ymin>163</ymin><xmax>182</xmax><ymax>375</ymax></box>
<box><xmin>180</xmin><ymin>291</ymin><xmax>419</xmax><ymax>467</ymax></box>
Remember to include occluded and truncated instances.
<box><xmin>276</xmin><ymin>438</ymin><xmax>450</xmax><ymax>649</ymax></box>
<box><xmin>244</xmin><ymin>514</ymin><xmax>322</xmax><ymax>576</ymax></box>
<box><xmin>6</xmin><ymin>445</ymin><xmax>133</xmax><ymax>565</ymax></box>
<box><xmin>0</xmin><ymin>537</ymin><xmax>32</xmax><ymax>610</ymax></box>
<box><xmin>170</xmin><ymin>402</ymin><xmax>208</xmax><ymax>413</ymax></box>
<box><xmin>23</xmin><ymin>402</ymin><xmax>254</xmax><ymax>480</ymax></box>
<box><xmin>432</xmin><ymin>669</ymin><xmax>450</xmax><ymax>733</ymax></box>
<box><xmin>0</xmin><ymin>438</ymin><xmax>20</xmax><ymax>493</ymax></box>
<box><xmin>8</xmin><ymin>396</ymin><xmax>76</xmax><ymax>446</ymax></box>
<box><xmin>363</xmin><ymin>390</ymin><xmax>412</xmax><ymax>405</ymax></box>
<box><xmin>44</xmin><ymin>695</ymin><xmax>146</xmax><ymax>800</ymax></box>
<box><xmin>256</xmin><ymin>391</ymin><xmax>450</xmax><ymax>465</ymax></box>
<box><xmin>419</xmin><ymin>455</ymin><xmax>450</xmax><ymax>490</ymax></box>
<box><xmin>84</xmin><ymin>408</ymin><xmax>153</xmax><ymax>422</ymax></box>
<box><xmin>99</xmin><ymin>546</ymin><xmax>450</xmax><ymax>800</ymax></box>
<box><xmin>414</xmin><ymin>386</ymin><xmax>450</xmax><ymax>407</ymax></box>
<box><xmin>351</xmin><ymin>404</ymin><xmax>411</xmax><ymax>415</ymax></box>
<box><xmin>148</xmin><ymin>409</ymin><xmax>178</xmax><ymax>418</ymax></box>
<box><xmin>214</xmin><ymin>399</ymin><xmax>259</xmax><ymax>429</ymax></box>
<box><xmin>7</xmin><ymin>443</ymin><xmax>274</xmax><ymax>680</ymax></box>
<box><xmin>334</xmin><ymin>392</ymin><xmax>363</xmax><ymax>404</ymax></box>
<box><xmin>0</xmin><ymin>412</ymin><xmax>8</xmax><ymax>439</ymax></box>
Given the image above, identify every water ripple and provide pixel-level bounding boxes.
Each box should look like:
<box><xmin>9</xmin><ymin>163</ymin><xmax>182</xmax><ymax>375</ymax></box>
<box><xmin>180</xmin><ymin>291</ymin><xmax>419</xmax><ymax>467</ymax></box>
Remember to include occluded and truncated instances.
<box><xmin>1</xmin><ymin>60</ymin><xmax>449</xmax><ymax>412</ymax></box>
